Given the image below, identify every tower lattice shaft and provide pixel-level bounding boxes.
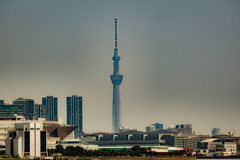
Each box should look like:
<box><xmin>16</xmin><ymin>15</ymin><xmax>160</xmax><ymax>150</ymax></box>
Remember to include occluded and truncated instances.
<box><xmin>111</xmin><ymin>18</ymin><xmax>123</xmax><ymax>132</ymax></box>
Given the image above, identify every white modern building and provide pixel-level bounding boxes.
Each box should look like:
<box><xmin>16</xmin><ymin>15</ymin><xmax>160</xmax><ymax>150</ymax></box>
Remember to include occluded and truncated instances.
<box><xmin>0</xmin><ymin>115</ymin><xmax>47</xmax><ymax>148</ymax></box>
<box><xmin>198</xmin><ymin>134</ymin><xmax>238</xmax><ymax>155</ymax></box>
<box><xmin>5</xmin><ymin>122</ymin><xmax>47</xmax><ymax>158</ymax></box>
<box><xmin>0</xmin><ymin>115</ymin><xmax>26</xmax><ymax>147</ymax></box>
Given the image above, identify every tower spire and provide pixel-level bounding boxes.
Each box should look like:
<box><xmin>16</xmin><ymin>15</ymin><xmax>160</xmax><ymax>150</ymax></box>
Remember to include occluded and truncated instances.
<box><xmin>115</xmin><ymin>18</ymin><xmax>118</xmax><ymax>48</ymax></box>
<box><xmin>111</xmin><ymin>18</ymin><xmax>123</xmax><ymax>132</ymax></box>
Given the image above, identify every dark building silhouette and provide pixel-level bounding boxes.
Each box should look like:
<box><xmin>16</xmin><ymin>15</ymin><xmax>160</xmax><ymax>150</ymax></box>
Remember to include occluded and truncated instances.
<box><xmin>212</xmin><ymin>128</ymin><xmax>220</xmax><ymax>136</ymax></box>
<box><xmin>0</xmin><ymin>100</ymin><xmax>24</xmax><ymax>116</ymax></box>
<box><xmin>67</xmin><ymin>95</ymin><xmax>82</xmax><ymax>137</ymax></box>
<box><xmin>13</xmin><ymin>98</ymin><xmax>34</xmax><ymax>120</ymax></box>
<box><xmin>35</xmin><ymin>104</ymin><xmax>46</xmax><ymax>120</ymax></box>
<box><xmin>152</xmin><ymin>123</ymin><xmax>163</xmax><ymax>130</ymax></box>
<box><xmin>42</xmin><ymin>96</ymin><xmax>58</xmax><ymax>121</ymax></box>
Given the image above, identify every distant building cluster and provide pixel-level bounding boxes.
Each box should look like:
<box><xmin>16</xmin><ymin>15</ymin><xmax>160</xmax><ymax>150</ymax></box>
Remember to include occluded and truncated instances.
<box><xmin>0</xmin><ymin>114</ymin><xmax>92</xmax><ymax>158</ymax></box>
<box><xmin>0</xmin><ymin>95</ymin><xmax>83</xmax><ymax>140</ymax></box>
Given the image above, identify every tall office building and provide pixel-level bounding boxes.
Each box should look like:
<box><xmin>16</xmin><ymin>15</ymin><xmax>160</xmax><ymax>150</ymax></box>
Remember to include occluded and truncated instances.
<box><xmin>42</xmin><ymin>96</ymin><xmax>58</xmax><ymax>121</ymax></box>
<box><xmin>212</xmin><ymin>128</ymin><xmax>220</xmax><ymax>136</ymax></box>
<box><xmin>35</xmin><ymin>104</ymin><xmax>46</xmax><ymax>120</ymax></box>
<box><xmin>13</xmin><ymin>98</ymin><xmax>34</xmax><ymax>120</ymax></box>
<box><xmin>152</xmin><ymin>123</ymin><xmax>163</xmax><ymax>130</ymax></box>
<box><xmin>111</xmin><ymin>18</ymin><xmax>123</xmax><ymax>132</ymax></box>
<box><xmin>67</xmin><ymin>95</ymin><xmax>82</xmax><ymax>137</ymax></box>
<box><xmin>0</xmin><ymin>100</ymin><xmax>24</xmax><ymax>116</ymax></box>
<box><xmin>146</xmin><ymin>125</ymin><xmax>155</xmax><ymax>132</ymax></box>
<box><xmin>175</xmin><ymin>124</ymin><xmax>192</xmax><ymax>135</ymax></box>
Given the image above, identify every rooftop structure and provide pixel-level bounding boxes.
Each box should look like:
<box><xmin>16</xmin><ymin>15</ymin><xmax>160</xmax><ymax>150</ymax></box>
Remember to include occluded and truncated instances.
<box><xmin>119</xmin><ymin>126</ymin><xmax>136</xmax><ymax>132</ymax></box>
<box><xmin>110</xmin><ymin>18</ymin><xmax>123</xmax><ymax>132</ymax></box>
<box><xmin>84</xmin><ymin>129</ymin><xmax>178</xmax><ymax>148</ymax></box>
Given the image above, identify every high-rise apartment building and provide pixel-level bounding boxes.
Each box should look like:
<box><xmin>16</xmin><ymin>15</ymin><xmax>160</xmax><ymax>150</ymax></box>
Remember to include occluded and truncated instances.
<box><xmin>13</xmin><ymin>98</ymin><xmax>34</xmax><ymax>120</ymax></box>
<box><xmin>212</xmin><ymin>128</ymin><xmax>220</xmax><ymax>136</ymax></box>
<box><xmin>146</xmin><ymin>125</ymin><xmax>155</xmax><ymax>132</ymax></box>
<box><xmin>35</xmin><ymin>104</ymin><xmax>46</xmax><ymax>120</ymax></box>
<box><xmin>42</xmin><ymin>96</ymin><xmax>58</xmax><ymax>121</ymax></box>
<box><xmin>66</xmin><ymin>95</ymin><xmax>82</xmax><ymax>137</ymax></box>
<box><xmin>152</xmin><ymin>123</ymin><xmax>163</xmax><ymax>130</ymax></box>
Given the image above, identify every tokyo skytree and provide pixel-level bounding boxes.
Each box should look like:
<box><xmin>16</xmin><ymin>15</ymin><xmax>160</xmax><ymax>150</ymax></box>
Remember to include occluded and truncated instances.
<box><xmin>111</xmin><ymin>18</ymin><xmax>123</xmax><ymax>132</ymax></box>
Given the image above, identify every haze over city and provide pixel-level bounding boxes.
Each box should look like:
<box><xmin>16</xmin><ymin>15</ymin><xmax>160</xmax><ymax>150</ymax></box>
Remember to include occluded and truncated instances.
<box><xmin>0</xmin><ymin>0</ymin><xmax>239</xmax><ymax>135</ymax></box>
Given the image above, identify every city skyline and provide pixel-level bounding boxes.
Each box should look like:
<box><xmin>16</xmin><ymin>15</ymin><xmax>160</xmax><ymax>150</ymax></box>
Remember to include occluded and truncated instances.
<box><xmin>0</xmin><ymin>0</ymin><xmax>240</xmax><ymax>135</ymax></box>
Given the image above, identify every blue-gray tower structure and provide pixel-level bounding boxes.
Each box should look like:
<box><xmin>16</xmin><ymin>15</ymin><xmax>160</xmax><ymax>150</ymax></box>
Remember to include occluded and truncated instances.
<box><xmin>67</xmin><ymin>95</ymin><xmax>82</xmax><ymax>137</ymax></box>
<box><xmin>111</xmin><ymin>18</ymin><xmax>123</xmax><ymax>132</ymax></box>
<box><xmin>42</xmin><ymin>96</ymin><xmax>58</xmax><ymax>121</ymax></box>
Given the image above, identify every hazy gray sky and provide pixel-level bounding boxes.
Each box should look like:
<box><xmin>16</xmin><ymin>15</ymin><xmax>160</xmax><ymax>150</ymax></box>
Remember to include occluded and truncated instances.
<box><xmin>0</xmin><ymin>0</ymin><xmax>240</xmax><ymax>135</ymax></box>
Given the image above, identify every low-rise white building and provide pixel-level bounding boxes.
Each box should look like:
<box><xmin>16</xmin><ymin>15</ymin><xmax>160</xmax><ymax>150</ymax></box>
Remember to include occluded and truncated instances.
<box><xmin>5</xmin><ymin>122</ymin><xmax>47</xmax><ymax>158</ymax></box>
<box><xmin>198</xmin><ymin>135</ymin><xmax>238</xmax><ymax>155</ymax></box>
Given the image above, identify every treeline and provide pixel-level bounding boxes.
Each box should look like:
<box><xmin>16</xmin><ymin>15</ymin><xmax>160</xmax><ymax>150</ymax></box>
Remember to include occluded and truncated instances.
<box><xmin>48</xmin><ymin>145</ymin><xmax>149</xmax><ymax>157</ymax></box>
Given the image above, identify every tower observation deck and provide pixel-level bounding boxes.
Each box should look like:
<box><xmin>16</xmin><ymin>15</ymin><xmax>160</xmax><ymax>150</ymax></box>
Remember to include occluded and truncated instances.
<box><xmin>111</xmin><ymin>18</ymin><xmax>123</xmax><ymax>132</ymax></box>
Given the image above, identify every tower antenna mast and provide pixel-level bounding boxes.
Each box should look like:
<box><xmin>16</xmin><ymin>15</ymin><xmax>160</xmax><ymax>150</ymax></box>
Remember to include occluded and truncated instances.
<box><xmin>111</xmin><ymin>18</ymin><xmax>123</xmax><ymax>132</ymax></box>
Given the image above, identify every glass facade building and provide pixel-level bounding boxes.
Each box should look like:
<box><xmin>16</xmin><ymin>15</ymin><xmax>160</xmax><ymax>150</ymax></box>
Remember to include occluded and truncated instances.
<box><xmin>212</xmin><ymin>128</ymin><xmax>220</xmax><ymax>136</ymax></box>
<box><xmin>67</xmin><ymin>95</ymin><xmax>82</xmax><ymax>137</ymax></box>
<box><xmin>0</xmin><ymin>104</ymin><xmax>24</xmax><ymax>116</ymax></box>
<box><xmin>42</xmin><ymin>96</ymin><xmax>58</xmax><ymax>121</ymax></box>
<box><xmin>35</xmin><ymin>104</ymin><xmax>46</xmax><ymax>120</ymax></box>
<box><xmin>13</xmin><ymin>98</ymin><xmax>34</xmax><ymax>120</ymax></box>
<box><xmin>152</xmin><ymin>123</ymin><xmax>163</xmax><ymax>130</ymax></box>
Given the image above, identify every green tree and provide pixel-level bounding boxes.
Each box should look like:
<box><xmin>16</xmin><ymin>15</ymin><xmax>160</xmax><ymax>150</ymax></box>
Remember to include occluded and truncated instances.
<box><xmin>131</xmin><ymin>145</ymin><xmax>141</xmax><ymax>156</ymax></box>
<box><xmin>75</xmin><ymin>146</ymin><xmax>84</xmax><ymax>157</ymax></box>
<box><xmin>47</xmin><ymin>149</ymin><xmax>56</xmax><ymax>156</ymax></box>
<box><xmin>0</xmin><ymin>150</ymin><xmax>5</xmax><ymax>155</ymax></box>
<box><xmin>65</xmin><ymin>146</ymin><xmax>74</xmax><ymax>156</ymax></box>
<box><xmin>86</xmin><ymin>150</ymin><xmax>93</xmax><ymax>157</ymax></box>
<box><xmin>56</xmin><ymin>144</ymin><xmax>64</xmax><ymax>154</ymax></box>
<box><xmin>141</xmin><ymin>147</ymin><xmax>147</xmax><ymax>154</ymax></box>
